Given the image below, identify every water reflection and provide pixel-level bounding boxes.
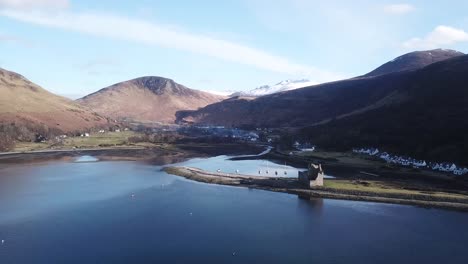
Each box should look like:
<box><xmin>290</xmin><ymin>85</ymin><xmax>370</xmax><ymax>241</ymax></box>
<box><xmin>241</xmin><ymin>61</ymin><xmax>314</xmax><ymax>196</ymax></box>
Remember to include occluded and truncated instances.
<box><xmin>297</xmin><ymin>195</ymin><xmax>324</xmax><ymax>215</ymax></box>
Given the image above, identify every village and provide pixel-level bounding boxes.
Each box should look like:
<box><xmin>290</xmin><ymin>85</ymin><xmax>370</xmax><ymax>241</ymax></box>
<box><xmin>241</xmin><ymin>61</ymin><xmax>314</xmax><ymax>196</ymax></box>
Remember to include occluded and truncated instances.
<box><xmin>353</xmin><ymin>147</ymin><xmax>468</xmax><ymax>176</ymax></box>
<box><xmin>177</xmin><ymin>125</ymin><xmax>261</xmax><ymax>142</ymax></box>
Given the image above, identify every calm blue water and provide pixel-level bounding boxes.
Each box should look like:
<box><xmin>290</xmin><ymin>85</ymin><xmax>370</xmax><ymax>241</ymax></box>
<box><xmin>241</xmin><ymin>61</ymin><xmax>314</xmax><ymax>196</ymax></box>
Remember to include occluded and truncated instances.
<box><xmin>176</xmin><ymin>155</ymin><xmax>335</xmax><ymax>178</ymax></box>
<box><xmin>177</xmin><ymin>155</ymin><xmax>305</xmax><ymax>177</ymax></box>
<box><xmin>176</xmin><ymin>155</ymin><xmax>336</xmax><ymax>178</ymax></box>
<box><xmin>0</xmin><ymin>157</ymin><xmax>468</xmax><ymax>263</ymax></box>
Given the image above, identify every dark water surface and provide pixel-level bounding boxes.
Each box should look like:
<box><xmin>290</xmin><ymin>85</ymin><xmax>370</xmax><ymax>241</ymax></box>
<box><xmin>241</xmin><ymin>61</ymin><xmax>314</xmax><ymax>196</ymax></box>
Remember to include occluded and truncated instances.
<box><xmin>1</xmin><ymin>157</ymin><xmax>468</xmax><ymax>264</ymax></box>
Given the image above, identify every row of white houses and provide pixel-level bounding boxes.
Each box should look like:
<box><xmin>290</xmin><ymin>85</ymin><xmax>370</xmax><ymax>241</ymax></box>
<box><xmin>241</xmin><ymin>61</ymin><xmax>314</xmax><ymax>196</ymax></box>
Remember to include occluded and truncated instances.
<box><xmin>293</xmin><ymin>142</ymin><xmax>316</xmax><ymax>152</ymax></box>
<box><xmin>352</xmin><ymin>148</ymin><xmax>468</xmax><ymax>176</ymax></box>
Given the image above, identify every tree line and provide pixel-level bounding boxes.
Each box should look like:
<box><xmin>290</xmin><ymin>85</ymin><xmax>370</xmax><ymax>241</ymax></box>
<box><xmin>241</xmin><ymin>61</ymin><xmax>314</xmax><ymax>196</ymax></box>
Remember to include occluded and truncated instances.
<box><xmin>0</xmin><ymin>122</ymin><xmax>63</xmax><ymax>152</ymax></box>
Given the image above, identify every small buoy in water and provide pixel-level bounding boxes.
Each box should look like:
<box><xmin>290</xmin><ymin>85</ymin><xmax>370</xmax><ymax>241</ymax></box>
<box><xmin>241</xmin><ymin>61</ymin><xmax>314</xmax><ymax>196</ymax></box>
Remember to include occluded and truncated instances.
<box><xmin>217</xmin><ymin>169</ymin><xmax>221</xmax><ymax>173</ymax></box>
<box><xmin>131</xmin><ymin>194</ymin><xmax>135</xmax><ymax>198</ymax></box>
<box><xmin>232</xmin><ymin>252</ymin><xmax>236</xmax><ymax>256</ymax></box>
<box><xmin>1</xmin><ymin>239</ymin><xmax>4</xmax><ymax>244</ymax></box>
<box><xmin>189</xmin><ymin>212</ymin><xmax>193</xmax><ymax>216</ymax></box>
<box><xmin>236</xmin><ymin>169</ymin><xmax>239</xmax><ymax>174</ymax></box>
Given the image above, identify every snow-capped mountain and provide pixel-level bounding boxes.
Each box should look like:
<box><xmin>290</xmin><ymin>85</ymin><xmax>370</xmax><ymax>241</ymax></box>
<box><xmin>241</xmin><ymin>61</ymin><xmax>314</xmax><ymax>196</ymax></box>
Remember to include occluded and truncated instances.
<box><xmin>230</xmin><ymin>79</ymin><xmax>316</xmax><ymax>97</ymax></box>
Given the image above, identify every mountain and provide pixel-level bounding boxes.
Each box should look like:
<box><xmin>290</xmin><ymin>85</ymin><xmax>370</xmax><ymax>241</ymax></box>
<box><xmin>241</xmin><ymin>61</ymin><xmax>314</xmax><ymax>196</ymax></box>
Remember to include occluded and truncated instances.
<box><xmin>78</xmin><ymin>76</ymin><xmax>225</xmax><ymax>123</ymax></box>
<box><xmin>177</xmin><ymin>49</ymin><xmax>465</xmax><ymax>128</ymax></box>
<box><xmin>301</xmin><ymin>55</ymin><xmax>468</xmax><ymax>164</ymax></box>
<box><xmin>176</xmin><ymin>72</ymin><xmax>409</xmax><ymax>128</ymax></box>
<box><xmin>230</xmin><ymin>79</ymin><xmax>316</xmax><ymax>97</ymax></box>
<box><xmin>0</xmin><ymin>67</ymin><xmax>110</xmax><ymax>133</ymax></box>
<box><xmin>364</xmin><ymin>49</ymin><xmax>464</xmax><ymax>77</ymax></box>
<box><xmin>176</xmin><ymin>51</ymin><xmax>468</xmax><ymax>164</ymax></box>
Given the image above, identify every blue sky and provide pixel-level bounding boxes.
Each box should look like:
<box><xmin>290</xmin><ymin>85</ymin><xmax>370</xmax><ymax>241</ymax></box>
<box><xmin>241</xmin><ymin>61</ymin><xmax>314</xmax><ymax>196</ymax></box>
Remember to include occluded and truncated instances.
<box><xmin>1</xmin><ymin>0</ymin><xmax>468</xmax><ymax>98</ymax></box>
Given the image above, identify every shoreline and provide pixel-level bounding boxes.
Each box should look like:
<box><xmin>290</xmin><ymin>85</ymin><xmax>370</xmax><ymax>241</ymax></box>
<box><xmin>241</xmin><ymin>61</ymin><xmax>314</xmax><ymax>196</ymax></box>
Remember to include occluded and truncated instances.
<box><xmin>164</xmin><ymin>166</ymin><xmax>468</xmax><ymax>212</ymax></box>
<box><xmin>0</xmin><ymin>146</ymin><xmax>147</xmax><ymax>156</ymax></box>
<box><xmin>0</xmin><ymin>143</ymin><xmax>265</xmax><ymax>165</ymax></box>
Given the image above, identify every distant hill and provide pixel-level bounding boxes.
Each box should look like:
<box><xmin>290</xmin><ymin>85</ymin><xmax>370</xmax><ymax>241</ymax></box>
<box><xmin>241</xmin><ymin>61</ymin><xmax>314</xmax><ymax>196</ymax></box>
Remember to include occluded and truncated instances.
<box><xmin>0</xmin><ymin>67</ymin><xmax>110</xmax><ymax>133</ymax></box>
<box><xmin>78</xmin><ymin>76</ymin><xmax>225</xmax><ymax>123</ymax></box>
<box><xmin>230</xmin><ymin>79</ymin><xmax>317</xmax><ymax>97</ymax></box>
<box><xmin>176</xmin><ymin>51</ymin><xmax>468</xmax><ymax>164</ymax></box>
<box><xmin>364</xmin><ymin>49</ymin><xmax>464</xmax><ymax>77</ymax></box>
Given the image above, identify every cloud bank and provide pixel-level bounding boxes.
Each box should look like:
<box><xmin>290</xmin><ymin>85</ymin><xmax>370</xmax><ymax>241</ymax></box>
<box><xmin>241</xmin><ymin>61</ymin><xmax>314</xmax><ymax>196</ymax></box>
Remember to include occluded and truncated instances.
<box><xmin>0</xmin><ymin>9</ymin><xmax>342</xmax><ymax>82</ymax></box>
<box><xmin>403</xmin><ymin>25</ymin><xmax>468</xmax><ymax>49</ymax></box>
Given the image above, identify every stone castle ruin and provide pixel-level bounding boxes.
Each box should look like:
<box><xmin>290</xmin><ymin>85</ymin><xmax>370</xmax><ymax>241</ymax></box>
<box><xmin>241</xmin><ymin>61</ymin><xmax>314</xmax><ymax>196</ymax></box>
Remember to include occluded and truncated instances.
<box><xmin>298</xmin><ymin>163</ymin><xmax>324</xmax><ymax>188</ymax></box>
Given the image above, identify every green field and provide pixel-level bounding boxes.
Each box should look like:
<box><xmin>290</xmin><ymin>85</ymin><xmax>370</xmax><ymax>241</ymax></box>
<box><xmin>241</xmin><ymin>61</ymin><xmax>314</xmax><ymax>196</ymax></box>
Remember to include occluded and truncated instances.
<box><xmin>63</xmin><ymin>131</ymin><xmax>137</xmax><ymax>148</ymax></box>
<box><xmin>323</xmin><ymin>179</ymin><xmax>468</xmax><ymax>200</ymax></box>
<box><xmin>12</xmin><ymin>131</ymin><xmax>154</xmax><ymax>152</ymax></box>
<box><xmin>292</xmin><ymin>149</ymin><xmax>381</xmax><ymax>166</ymax></box>
<box><xmin>13</xmin><ymin>142</ymin><xmax>50</xmax><ymax>152</ymax></box>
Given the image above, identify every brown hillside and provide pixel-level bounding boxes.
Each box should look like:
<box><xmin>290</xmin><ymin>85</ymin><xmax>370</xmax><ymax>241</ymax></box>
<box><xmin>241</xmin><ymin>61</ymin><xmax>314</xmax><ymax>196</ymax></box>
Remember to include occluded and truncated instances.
<box><xmin>77</xmin><ymin>76</ymin><xmax>225</xmax><ymax>123</ymax></box>
<box><xmin>0</xmin><ymin>68</ymin><xmax>110</xmax><ymax>132</ymax></box>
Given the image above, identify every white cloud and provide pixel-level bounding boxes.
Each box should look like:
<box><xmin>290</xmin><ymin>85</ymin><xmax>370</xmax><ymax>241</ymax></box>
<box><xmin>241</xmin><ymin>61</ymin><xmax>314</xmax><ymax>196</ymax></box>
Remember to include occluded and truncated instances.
<box><xmin>201</xmin><ymin>89</ymin><xmax>233</xmax><ymax>96</ymax></box>
<box><xmin>0</xmin><ymin>9</ymin><xmax>343</xmax><ymax>82</ymax></box>
<box><xmin>403</xmin><ymin>25</ymin><xmax>468</xmax><ymax>49</ymax></box>
<box><xmin>383</xmin><ymin>4</ymin><xmax>415</xmax><ymax>15</ymax></box>
<box><xmin>0</xmin><ymin>0</ymin><xmax>69</xmax><ymax>10</ymax></box>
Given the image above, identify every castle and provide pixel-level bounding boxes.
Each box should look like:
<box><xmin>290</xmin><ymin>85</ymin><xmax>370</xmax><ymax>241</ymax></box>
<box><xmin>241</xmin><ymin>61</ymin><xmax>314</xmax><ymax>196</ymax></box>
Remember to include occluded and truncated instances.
<box><xmin>298</xmin><ymin>163</ymin><xmax>324</xmax><ymax>188</ymax></box>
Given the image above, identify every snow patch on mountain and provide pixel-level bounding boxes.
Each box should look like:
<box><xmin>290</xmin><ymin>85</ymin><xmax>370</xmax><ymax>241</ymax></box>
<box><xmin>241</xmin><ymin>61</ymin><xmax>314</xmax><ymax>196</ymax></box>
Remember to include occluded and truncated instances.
<box><xmin>230</xmin><ymin>79</ymin><xmax>316</xmax><ymax>97</ymax></box>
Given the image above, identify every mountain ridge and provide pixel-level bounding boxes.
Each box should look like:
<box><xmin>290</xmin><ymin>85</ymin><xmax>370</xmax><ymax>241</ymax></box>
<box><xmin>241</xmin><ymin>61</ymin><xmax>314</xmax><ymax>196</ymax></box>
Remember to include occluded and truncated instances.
<box><xmin>364</xmin><ymin>48</ymin><xmax>464</xmax><ymax>77</ymax></box>
<box><xmin>177</xmin><ymin>49</ymin><xmax>465</xmax><ymax>127</ymax></box>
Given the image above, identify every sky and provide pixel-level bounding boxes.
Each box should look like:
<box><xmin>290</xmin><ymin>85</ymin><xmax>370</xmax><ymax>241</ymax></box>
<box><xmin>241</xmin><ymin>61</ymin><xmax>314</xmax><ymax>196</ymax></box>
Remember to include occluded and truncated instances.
<box><xmin>1</xmin><ymin>0</ymin><xmax>468</xmax><ymax>98</ymax></box>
